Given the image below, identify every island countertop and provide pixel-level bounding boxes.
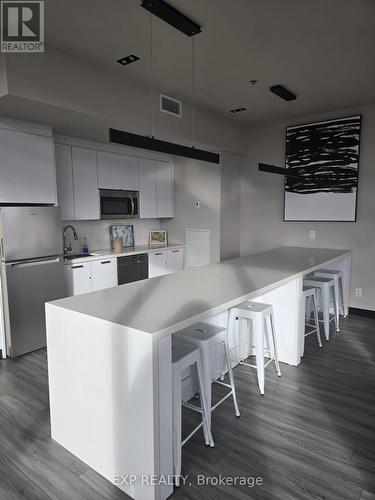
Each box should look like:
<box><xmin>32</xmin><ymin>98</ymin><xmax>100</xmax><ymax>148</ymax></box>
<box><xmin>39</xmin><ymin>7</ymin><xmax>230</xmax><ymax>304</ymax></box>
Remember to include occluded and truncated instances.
<box><xmin>49</xmin><ymin>247</ymin><xmax>351</xmax><ymax>337</ymax></box>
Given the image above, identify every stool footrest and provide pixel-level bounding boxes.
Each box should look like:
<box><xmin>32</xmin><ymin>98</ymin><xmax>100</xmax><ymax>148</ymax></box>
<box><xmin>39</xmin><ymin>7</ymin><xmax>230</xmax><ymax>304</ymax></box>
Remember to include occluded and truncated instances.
<box><xmin>182</xmin><ymin>401</ymin><xmax>203</xmax><ymax>414</ymax></box>
<box><xmin>181</xmin><ymin>421</ymin><xmax>206</xmax><ymax>447</ymax></box>
<box><xmin>211</xmin><ymin>391</ymin><xmax>234</xmax><ymax>412</ymax></box>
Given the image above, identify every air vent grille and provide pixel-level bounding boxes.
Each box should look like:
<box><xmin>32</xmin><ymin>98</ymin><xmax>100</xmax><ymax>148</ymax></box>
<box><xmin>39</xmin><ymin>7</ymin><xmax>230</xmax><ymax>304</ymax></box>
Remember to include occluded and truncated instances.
<box><xmin>160</xmin><ymin>94</ymin><xmax>182</xmax><ymax>118</ymax></box>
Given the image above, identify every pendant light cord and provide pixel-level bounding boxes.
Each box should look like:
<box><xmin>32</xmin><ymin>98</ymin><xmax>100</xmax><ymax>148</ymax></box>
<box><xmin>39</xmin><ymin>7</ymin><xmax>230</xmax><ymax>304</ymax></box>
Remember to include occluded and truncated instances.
<box><xmin>149</xmin><ymin>11</ymin><xmax>155</xmax><ymax>138</ymax></box>
<box><xmin>191</xmin><ymin>36</ymin><xmax>196</xmax><ymax>148</ymax></box>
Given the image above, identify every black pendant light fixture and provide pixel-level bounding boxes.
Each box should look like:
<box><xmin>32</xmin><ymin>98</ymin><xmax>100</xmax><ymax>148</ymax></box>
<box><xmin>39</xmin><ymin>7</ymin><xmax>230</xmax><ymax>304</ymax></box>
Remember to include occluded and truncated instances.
<box><xmin>258</xmin><ymin>85</ymin><xmax>298</xmax><ymax>177</ymax></box>
<box><xmin>109</xmin><ymin>1</ymin><xmax>220</xmax><ymax>164</ymax></box>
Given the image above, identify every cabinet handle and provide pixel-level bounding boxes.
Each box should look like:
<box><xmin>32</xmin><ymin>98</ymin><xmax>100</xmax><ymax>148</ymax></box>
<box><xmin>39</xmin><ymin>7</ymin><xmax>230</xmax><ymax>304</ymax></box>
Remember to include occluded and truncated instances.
<box><xmin>155</xmin><ymin>252</ymin><xmax>163</xmax><ymax>256</ymax></box>
<box><xmin>172</xmin><ymin>250</ymin><xmax>179</xmax><ymax>253</ymax></box>
<box><xmin>72</xmin><ymin>265</ymin><xmax>84</xmax><ymax>269</ymax></box>
<box><xmin>101</xmin><ymin>260</ymin><xmax>111</xmax><ymax>264</ymax></box>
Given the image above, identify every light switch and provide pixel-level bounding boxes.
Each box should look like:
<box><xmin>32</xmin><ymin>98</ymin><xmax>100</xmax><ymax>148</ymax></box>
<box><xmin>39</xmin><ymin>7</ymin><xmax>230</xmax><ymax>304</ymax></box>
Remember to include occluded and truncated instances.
<box><xmin>309</xmin><ymin>230</ymin><xmax>316</xmax><ymax>240</ymax></box>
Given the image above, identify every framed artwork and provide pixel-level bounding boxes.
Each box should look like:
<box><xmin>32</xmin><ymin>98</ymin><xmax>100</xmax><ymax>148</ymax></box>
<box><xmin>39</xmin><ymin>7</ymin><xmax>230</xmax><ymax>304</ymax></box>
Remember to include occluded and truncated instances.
<box><xmin>284</xmin><ymin>115</ymin><xmax>361</xmax><ymax>221</ymax></box>
<box><xmin>149</xmin><ymin>230</ymin><xmax>167</xmax><ymax>246</ymax></box>
<box><xmin>110</xmin><ymin>224</ymin><xmax>134</xmax><ymax>248</ymax></box>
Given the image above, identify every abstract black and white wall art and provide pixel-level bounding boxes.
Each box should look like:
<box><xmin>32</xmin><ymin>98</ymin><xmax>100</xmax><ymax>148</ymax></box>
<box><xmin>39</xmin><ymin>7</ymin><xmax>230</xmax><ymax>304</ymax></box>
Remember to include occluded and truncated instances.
<box><xmin>284</xmin><ymin>115</ymin><xmax>361</xmax><ymax>221</ymax></box>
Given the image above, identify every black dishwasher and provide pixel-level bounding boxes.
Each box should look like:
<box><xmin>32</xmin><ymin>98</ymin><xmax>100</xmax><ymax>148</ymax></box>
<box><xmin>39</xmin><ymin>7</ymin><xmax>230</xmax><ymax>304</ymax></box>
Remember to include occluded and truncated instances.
<box><xmin>117</xmin><ymin>253</ymin><xmax>149</xmax><ymax>285</ymax></box>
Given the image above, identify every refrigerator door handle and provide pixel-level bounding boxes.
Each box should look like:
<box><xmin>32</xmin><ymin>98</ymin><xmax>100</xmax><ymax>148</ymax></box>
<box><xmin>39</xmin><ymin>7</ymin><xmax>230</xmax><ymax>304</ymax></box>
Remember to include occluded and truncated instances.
<box><xmin>0</xmin><ymin>238</ymin><xmax>3</xmax><ymax>260</ymax></box>
<box><xmin>10</xmin><ymin>257</ymin><xmax>61</xmax><ymax>269</ymax></box>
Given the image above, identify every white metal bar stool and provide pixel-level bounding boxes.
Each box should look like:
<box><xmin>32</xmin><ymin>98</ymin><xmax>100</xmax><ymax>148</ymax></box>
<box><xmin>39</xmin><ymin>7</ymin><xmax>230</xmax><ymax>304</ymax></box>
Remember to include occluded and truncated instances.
<box><xmin>301</xmin><ymin>287</ymin><xmax>322</xmax><ymax>355</ymax></box>
<box><xmin>303</xmin><ymin>276</ymin><xmax>339</xmax><ymax>341</ymax></box>
<box><xmin>313</xmin><ymin>269</ymin><xmax>345</xmax><ymax>317</ymax></box>
<box><xmin>174</xmin><ymin>322</ymin><xmax>240</xmax><ymax>440</ymax></box>
<box><xmin>227</xmin><ymin>301</ymin><xmax>281</xmax><ymax>395</ymax></box>
<box><xmin>172</xmin><ymin>339</ymin><xmax>214</xmax><ymax>487</ymax></box>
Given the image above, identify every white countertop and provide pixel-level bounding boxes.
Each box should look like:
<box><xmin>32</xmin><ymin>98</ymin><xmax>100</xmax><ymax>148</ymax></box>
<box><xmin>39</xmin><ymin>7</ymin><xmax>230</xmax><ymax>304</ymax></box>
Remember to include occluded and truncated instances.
<box><xmin>64</xmin><ymin>243</ymin><xmax>185</xmax><ymax>264</ymax></box>
<box><xmin>51</xmin><ymin>247</ymin><xmax>350</xmax><ymax>336</ymax></box>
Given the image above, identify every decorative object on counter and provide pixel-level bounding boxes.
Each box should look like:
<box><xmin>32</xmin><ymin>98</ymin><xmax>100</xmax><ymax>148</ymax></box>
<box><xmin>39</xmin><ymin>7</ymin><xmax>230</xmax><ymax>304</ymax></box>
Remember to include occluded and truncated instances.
<box><xmin>110</xmin><ymin>224</ymin><xmax>134</xmax><ymax>249</ymax></box>
<box><xmin>149</xmin><ymin>230</ymin><xmax>167</xmax><ymax>246</ymax></box>
<box><xmin>81</xmin><ymin>237</ymin><xmax>89</xmax><ymax>254</ymax></box>
<box><xmin>284</xmin><ymin>115</ymin><xmax>361</xmax><ymax>222</ymax></box>
<box><xmin>113</xmin><ymin>236</ymin><xmax>123</xmax><ymax>254</ymax></box>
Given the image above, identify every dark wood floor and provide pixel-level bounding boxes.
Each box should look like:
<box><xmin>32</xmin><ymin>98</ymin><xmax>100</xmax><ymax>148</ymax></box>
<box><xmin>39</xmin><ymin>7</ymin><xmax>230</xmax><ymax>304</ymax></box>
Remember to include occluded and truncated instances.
<box><xmin>0</xmin><ymin>314</ymin><xmax>374</xmax><ymax>499</ymax></box>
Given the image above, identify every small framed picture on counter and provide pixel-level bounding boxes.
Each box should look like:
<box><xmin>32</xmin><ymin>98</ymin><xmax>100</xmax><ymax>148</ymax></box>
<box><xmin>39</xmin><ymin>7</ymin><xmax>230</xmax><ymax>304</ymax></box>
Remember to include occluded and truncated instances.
<box><xmin>149</xmin><ymin>230</ymin><xmax>168</xmax><ymax>246</ymax></box>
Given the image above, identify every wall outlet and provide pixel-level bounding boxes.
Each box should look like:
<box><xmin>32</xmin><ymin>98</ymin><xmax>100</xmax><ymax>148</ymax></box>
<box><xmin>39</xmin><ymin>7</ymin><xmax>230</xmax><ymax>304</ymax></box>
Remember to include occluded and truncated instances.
<box><xmin>194</xmin><ymin>201</ymin><xmax>200</xmax><ymax>208</ymax></box>
<box><xmin>309</xmin><ymin>230</ymin><xmax>316</xmax><ymax>240</ymax></box>
<box><xmin>355</xmin><ymin>288</ymin><xmax>363</xmax><ymax>298</ymax></box>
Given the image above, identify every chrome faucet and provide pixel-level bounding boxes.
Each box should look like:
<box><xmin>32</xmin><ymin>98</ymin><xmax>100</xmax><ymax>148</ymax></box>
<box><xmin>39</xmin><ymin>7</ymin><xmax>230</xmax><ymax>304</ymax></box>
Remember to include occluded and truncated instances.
<box><xmin>63</xmin><ymin>225</ymin><xmax>78</xmax><ymax>253</ymax></box>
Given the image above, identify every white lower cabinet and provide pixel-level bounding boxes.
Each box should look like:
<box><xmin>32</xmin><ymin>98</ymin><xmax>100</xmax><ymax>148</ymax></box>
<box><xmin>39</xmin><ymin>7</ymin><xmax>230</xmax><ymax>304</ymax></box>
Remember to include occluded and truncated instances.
<box><xmin>166</xmin><ymin>248</ymin><xmax>184</xmax><ymax>273</ymax></box>
<box><xmin>65</xmin><ymin>258</ymin><xmax>117</xmax><ymax>296</ymax></box>
<box><xmin>149</xmin><ymin>248</ymin><xmax>184</xmax><ymax>278</ymax></box>
<box><xmin>90</xmin><ymin>259</ymin><xmax>117</xmax><ymax>291</ymax></box>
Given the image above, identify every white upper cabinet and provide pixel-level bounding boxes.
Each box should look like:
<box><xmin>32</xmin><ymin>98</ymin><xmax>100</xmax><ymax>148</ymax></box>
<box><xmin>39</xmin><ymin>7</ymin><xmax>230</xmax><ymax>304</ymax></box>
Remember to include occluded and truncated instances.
<box><xmin>139</xmin><ymin>158</ymin><xmax>157</xmax><ymax>218</ymax></box>
<box><xmin>55</xmin><ymin>144</ymin><xmax>75</xmax><ymax>220</ymax></box>
<box><xmin>0</xmin><ymin>125</ymin><xmax>56</xmax><ymax>204</ymax></box>
<box><xmin>139</xmin><ymin>159</ymin><xmax>174</xmax><ymax>218</ymax></box>
<box><xmin>156</xmin><ymin>161</ymin><xmax>174</xmax><ymax>218</ymax></box>
<box><xmin>97</xmin><ymin>151</ymin><xmax>139</xmax><ymax>191</ymax></box>
<box><xmin>72</xmin><ymin>147</ymin><xmax>100</xmax><ymax>220</ymax></box>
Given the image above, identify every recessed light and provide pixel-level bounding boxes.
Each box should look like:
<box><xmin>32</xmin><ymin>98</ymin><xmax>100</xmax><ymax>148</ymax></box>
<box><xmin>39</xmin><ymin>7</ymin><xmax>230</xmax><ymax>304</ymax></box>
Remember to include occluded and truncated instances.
<box><xmin>230</xmin><ymin>107</ymin><xmax>247</xmax><ymax>114</ymax></box>
<box><xmin>117</xmin><ymin>55</ymin><xmax>140</xmax><ymax>66</ymax></box>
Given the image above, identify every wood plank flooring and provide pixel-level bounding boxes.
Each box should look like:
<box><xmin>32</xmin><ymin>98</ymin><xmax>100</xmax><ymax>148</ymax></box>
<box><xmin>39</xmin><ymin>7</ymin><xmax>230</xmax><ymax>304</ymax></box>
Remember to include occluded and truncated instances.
<box><xmin>0</xmin><ymin>314</ymin><xmax>374</xmax><ymax>499</ymax></box>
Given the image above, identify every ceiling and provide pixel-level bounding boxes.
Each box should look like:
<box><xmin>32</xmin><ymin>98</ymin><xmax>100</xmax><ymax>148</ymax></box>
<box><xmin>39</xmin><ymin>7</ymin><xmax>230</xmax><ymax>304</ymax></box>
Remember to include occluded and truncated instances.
<box><xmin>41</xmin><ymin>0</ymin><xmax>375</xmax><ymax>124</ymax></box>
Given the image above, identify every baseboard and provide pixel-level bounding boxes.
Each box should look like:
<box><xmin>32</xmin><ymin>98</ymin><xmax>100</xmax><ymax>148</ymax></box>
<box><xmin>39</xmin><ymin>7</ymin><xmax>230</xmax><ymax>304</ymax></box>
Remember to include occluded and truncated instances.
<box><xmin>349</xmin><ymin>307</ymin><xmax>375</xmax><ymax>318</ymax></box>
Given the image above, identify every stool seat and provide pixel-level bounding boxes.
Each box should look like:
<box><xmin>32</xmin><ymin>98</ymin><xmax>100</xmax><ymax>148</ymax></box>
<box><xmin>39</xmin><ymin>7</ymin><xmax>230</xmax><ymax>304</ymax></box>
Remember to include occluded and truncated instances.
<box><xmin>172</xmin><ymin>341</ymin><xmax>200</xmax><ymax>364</ymax></box>
<box><xmin>174</xmin><ymin>322</ymin><xmax>226</xmax><ymax>345</ymax></box>
<box><xmin>231</xmin><ymin>301</ymin><xmax>273</xmax><ymax>317</ymax></box>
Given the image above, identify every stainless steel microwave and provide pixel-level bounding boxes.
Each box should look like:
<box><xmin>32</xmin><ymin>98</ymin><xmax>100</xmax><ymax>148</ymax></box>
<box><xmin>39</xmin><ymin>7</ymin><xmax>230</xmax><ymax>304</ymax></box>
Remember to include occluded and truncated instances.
<box><xmin>99</xmin><ymin>189</ymin><xmax>139</xmax><ymax>219</ymax></box>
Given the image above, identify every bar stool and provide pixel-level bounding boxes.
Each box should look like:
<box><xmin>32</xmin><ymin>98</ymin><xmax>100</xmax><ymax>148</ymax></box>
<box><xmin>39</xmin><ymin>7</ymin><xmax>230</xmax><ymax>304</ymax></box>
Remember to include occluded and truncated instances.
<box><xmin>301</xmin><ymin>287</ymin><xmax>322</xmax><ymax>355</ymax></box>
<box><xmin>172</xmin><ymin>340</ymin><xmax>214</xmax><ymax>486</ymax></box>
<box><xmin>313</xmin><ymin>269</ymin><xmax>345</xmax><ymax>317</ymax></box>
<box><xmin>227</xmin><ymin>301</ymin><xmax>281</xmax><ymax>395</ymax></box>
<box><xmin>174</xmin><ymin>322</ymin><xmax>240</xmax><ymax>440</ymax></box>
<box><xmin>303</xmin><ymin>276</ymin><xmax>339</xmax><ymax>341</ymax></box>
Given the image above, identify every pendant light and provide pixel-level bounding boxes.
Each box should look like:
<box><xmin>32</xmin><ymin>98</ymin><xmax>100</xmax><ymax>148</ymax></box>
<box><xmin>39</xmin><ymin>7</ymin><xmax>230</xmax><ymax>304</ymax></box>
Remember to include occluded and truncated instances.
<box><xmin>258</xmin><ymin>85</ymin><xmax>299</xmax><ymax>178</ymax></box>
<box><xmin>109</xmin><ymin>1</ymin><xmax>220</xmax><ymax>164</ymax></box>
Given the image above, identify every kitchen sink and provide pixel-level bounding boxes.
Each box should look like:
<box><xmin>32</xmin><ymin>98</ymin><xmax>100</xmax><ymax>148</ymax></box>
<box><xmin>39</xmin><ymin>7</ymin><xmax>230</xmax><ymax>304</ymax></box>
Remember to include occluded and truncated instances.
<box><xmin>64</xmin><ymin>253</ymin><xmax>97</xmax><ymax>260</ymax></box>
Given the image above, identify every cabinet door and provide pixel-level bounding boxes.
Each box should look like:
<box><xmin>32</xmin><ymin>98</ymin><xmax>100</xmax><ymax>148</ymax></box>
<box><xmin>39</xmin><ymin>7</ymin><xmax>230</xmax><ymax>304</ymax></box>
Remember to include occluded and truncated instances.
<box><xmin>91</xmin><ymin>258</ymin><xmax>118</xmax><ymax>291</ymax></box>
<box><xmin>166</xmin><ymin>248</ymin><xmax>184</xmax><ymax>273</ymax></box>
<box><xmin>72</xmin><ymin>147</ymin><xmax>99</xmax><ymax>220</ymax></box>
<box><xmin>139</xmin><ymin>158</ymin><xmax>157</xmax><ymax>218</ymax></box>
<box><xmin>97</xmin><ymin>151</ymin><xmax>139</xmax><ymax>190</ymax></box>
<box><xmin>156</xmin><ymin>161</ymin><xmax>174</xmax><ymax>218</ymax></box>
<box><xmin>149</xmin><ymin>250</ymin><xmax>168</xmax><ymax>278</ymax></box>
<box><xmin>0</xmin><ymin>128</ymin><xmax>56</xmax><ymax>204</ymax></box>
<box><xmin>65</xmin><ymin>263</ymin><xmax>92</xmax><ymax>296</ymax></box>
<box><xmin>55</xmin><ymin>144</ymin><xmax>75</xmax><ymax>220</ymax></box>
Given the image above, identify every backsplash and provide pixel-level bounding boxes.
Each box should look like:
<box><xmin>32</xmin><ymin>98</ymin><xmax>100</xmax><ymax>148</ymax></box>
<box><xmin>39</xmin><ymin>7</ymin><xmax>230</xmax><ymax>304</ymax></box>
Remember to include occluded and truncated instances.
<box><xmin>62</xmin><ymin>219</ymin><xmax>161</xmax><ymax>253</ymax></box>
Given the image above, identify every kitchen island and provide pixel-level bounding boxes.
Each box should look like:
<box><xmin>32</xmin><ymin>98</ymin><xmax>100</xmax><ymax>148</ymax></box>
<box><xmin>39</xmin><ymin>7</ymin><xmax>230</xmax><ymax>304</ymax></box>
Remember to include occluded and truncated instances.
<box><xmin>46</xmin><ymin>247</ymin><xmax>351</xmax><ymax>500</ymax></box>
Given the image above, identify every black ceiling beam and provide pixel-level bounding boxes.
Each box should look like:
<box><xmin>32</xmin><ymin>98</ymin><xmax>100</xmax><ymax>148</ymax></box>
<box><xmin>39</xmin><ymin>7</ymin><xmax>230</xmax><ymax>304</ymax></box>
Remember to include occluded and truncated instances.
<box><xmin>141</xmin><ymin>0</ymin><xmax>201</xmax><ymax>37</ymax></box>
<box><xmin>270</xmin><ymin>85</ymin><xmax>297</xmax><ymax>102</ymax></box>
<box><xmin>258</xmin><ymin>163</ymin><xmax>301</xmax><ymax>178</ymax></box>
<box><xmin>110</xmin><ymin>129</ymin><xmax>220</xmax><ymax>164</ymax></box>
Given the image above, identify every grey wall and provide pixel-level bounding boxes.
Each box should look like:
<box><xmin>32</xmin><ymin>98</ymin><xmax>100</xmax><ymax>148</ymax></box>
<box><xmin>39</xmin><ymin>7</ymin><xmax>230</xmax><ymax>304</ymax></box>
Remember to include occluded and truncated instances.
<box><xmin>220</xmin><ymin>151</ymin><xmax>242</xmax><ymax>260</ymax></box>
<box><xmin>161</xmin><ymin>156</ymin><xmax>221</xmax><ymax>263</ymax></box>
<box><xmin>242</xmin><ymin>104</ymin><xmax>375</xmax><ymax>311</ymax></box>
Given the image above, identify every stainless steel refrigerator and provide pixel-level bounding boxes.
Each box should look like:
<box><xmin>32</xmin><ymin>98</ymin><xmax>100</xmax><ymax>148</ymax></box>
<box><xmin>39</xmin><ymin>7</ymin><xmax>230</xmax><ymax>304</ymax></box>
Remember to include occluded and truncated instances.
<box><xmin>0</xmin><ymin>206</ymin><xmax>66</xmax><ymax>357</ymax></box>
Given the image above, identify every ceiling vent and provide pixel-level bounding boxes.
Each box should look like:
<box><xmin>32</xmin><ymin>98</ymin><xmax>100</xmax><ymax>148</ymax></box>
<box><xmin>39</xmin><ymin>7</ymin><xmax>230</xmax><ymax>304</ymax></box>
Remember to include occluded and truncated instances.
<box><xmin>160</xmin><ymin>94</ymin><xmax>182</xmax><ymax>118</ymax></box>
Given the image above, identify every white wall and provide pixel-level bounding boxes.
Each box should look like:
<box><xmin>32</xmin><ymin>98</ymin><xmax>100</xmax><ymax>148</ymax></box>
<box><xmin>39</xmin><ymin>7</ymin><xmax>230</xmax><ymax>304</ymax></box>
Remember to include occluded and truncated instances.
<box><xmin>3</xmin><ymin>49</ymin><xmax>247</xmax><ymax>154</ymax></box>
<box><xmin>161</xmin><ymin>156</ymin><xmax>221</xmax><ymax>263</ymax></box>
<box><xmin>242</xmin><ymin>104</ymin><xmax>375</xmax><ymax>311</ymax></box>
<box><xmin>62</xmin><ymin>218</ymin><xmax>161</xmax><ymax>253</ymax></box>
